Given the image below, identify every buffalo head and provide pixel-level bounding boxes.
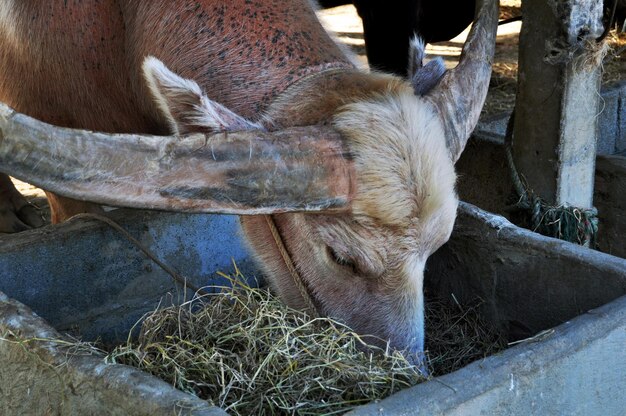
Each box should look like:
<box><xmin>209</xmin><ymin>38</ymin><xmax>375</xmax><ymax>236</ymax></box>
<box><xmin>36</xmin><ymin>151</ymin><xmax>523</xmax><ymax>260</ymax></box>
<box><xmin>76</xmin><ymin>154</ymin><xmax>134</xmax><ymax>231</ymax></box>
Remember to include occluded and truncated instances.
<box><xmin>0</xmin><ymin>0</ymin><xmax>498</xmax><ymax>368</ymax></box>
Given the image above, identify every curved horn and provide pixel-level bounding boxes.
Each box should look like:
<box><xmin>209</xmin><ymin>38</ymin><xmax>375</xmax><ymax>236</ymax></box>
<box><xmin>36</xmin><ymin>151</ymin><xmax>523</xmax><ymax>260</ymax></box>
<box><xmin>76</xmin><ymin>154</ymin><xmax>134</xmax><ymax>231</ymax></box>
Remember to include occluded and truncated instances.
<box><xmin>427</xmin><ymin>0</ymin><xmax>499</xmax><ymax>162</ymax></box>
<box><xmin>0</xmin><ymin>103</ymin><xmax>354</xmax><ymax>215</ymax></box>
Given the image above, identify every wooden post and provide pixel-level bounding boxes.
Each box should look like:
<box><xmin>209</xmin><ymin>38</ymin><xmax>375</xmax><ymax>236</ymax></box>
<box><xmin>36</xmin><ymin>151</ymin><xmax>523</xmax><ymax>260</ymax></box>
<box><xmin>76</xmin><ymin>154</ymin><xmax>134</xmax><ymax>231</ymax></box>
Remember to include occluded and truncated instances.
<box><xmin>512</xmin><ymin>0</ymin><xmax>605</xmax><ymax>209</ymax></box>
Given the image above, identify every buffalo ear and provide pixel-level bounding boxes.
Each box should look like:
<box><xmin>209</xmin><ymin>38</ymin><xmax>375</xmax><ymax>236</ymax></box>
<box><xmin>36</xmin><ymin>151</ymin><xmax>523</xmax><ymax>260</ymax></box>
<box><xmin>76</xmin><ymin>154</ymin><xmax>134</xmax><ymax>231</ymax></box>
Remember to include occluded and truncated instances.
<box><xmin>407</xmin><ymin>37</ymin><xmax>446</xmax><ymax>96</ymax></box>
<box><xmin>142</xmin><ymin>56</ymin><xmax>262</xmax><ymax>135</ymax></box>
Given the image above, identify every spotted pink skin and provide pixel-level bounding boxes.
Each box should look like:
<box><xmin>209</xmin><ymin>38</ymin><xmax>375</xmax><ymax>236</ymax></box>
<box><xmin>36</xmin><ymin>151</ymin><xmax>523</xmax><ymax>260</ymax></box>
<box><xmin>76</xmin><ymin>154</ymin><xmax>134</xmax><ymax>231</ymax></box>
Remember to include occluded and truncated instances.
<box><xmin>0</xmin><ymin>0</ymin><xmax>352</xmax><ymax>130</ymax></box>
<box><xmin>0</xmin><ymin>0</ymin><xmax>474</xmax><ymax>365</ymax></box>
<box><xmin>0</xmin><ymin>0</ymin><xmax>353</xmax><ymax>221</ymax></box>
<box><xmin>0</xmin><ymin>0</ymin><xmax>418</xmax><ymax>344</ymax></box>
<box><xmin>123</xmin><ymin>0</ymin><xmax>355</xmax><ymax>119</ymax></box>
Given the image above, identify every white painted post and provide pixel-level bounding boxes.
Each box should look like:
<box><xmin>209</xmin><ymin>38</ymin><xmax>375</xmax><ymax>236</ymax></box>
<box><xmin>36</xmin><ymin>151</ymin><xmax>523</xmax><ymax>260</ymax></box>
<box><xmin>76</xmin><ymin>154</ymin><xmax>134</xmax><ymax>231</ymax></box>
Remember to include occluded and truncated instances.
<box><xmin>512</xmin><ymin>0</ymin><xmax>606</xmax><ymax>209</ymax></box>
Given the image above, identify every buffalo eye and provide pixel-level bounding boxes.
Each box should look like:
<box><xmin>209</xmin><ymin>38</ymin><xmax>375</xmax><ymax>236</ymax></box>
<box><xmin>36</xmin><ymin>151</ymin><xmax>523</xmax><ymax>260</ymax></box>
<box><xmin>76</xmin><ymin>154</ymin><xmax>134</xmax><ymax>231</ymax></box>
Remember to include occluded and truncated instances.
<box><xmin>326</xmin><ymin>246</ymin><xmax>358</xmax><ymax>274</ymax></box>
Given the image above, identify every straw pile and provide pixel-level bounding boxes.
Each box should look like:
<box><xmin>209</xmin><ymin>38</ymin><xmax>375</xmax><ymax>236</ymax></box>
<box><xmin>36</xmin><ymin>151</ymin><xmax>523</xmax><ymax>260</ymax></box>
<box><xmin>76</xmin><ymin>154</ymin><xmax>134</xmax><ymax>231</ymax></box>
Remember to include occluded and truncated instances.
<box><xmin>107</xmin><ymin>274</ymin><xmax>505</xmax><ymax>415</ymax></box>
<box><xmin>603</xmin><ymin>31</ymin><xmax>626</xmax><ymax>86</ymax></box>
<box><xmin>425</xmin><ymin>296</ymin><xmax>506</xmax><ymax>376</ymax></box>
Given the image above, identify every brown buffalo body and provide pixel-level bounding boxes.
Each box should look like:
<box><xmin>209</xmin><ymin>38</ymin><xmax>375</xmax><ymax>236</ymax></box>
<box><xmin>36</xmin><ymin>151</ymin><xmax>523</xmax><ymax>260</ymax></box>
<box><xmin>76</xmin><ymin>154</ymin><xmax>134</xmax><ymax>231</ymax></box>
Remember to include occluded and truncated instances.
<box><xmin>0</xmin><ymin>0</ymin><xmax>353</xmax><ymax>222</ymax></box>
<box><xmin>0</xmin><ymin>0</ymin><xmax>498</xmax><ymax>364</ymax></box>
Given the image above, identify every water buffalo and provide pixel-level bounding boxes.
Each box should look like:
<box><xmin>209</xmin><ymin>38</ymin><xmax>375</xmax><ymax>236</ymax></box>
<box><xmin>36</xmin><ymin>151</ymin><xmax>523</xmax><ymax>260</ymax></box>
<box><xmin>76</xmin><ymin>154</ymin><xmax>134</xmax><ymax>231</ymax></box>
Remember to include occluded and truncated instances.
<box><xmin>612</xmin><ymin>0</ymin><xmax>626</xmax><ymax>32</ymax></box>
<box><xmin>318</xmin><ymin>0</ymin><xmax>476</xmax><ymax>75</ymax></box>
<box><xmin>0</xmin><ymin>0</ymin><xmax>498</xmax><ymax>365</ymax></box>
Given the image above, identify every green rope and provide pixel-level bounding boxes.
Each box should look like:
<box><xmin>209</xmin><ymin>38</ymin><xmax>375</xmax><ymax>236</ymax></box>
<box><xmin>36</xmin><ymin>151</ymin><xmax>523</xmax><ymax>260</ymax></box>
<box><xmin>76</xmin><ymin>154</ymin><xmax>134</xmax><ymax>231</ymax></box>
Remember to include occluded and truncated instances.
<box><xmin>504</xmin><ymin>111</ymin><xmax>599</xmax><ymax>248</ymax></box>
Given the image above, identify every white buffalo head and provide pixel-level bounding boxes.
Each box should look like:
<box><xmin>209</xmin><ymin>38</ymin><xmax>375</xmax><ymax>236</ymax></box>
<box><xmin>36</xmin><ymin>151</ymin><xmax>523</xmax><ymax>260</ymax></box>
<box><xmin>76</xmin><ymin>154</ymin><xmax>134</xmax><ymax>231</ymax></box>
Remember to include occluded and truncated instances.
<box><xmin>0</xmin><ymin>0</ymin><xmax>497</xmax><ymax>368</ymax></box>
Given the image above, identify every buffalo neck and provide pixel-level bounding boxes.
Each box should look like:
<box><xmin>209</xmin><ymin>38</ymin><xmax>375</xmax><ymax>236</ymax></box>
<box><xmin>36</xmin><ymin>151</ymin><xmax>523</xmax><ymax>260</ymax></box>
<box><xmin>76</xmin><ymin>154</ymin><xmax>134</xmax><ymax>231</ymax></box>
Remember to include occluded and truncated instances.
<box><xmin>122</xmin><ymin>0</ymin><xmax>355</xmax><ymax>123</ymax></box>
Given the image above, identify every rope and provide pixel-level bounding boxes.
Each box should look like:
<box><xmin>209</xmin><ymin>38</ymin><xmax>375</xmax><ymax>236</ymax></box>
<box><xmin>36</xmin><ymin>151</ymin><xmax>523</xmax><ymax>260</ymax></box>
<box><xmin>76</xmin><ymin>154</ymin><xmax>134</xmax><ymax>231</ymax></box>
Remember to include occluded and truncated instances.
<box><xmin>504</xmin><ymin>112</ymin><xmax>599</xmax><ymax>248</ymax></box>
<box><xmin>68</xmin><ymin>213</ymin><xmax>209</xmax><ymax>296</ymax></box>
<box><xmin>264</xmin><ymin>215</ymin><xmax>319</xmax><ymax>318</ymax></box>
<box><xmin>597</xmin><ymin>0</ymin><xmax>619</xmax><ymax>42</ymax></box>
<box><xmin>68</xmin><ymin>212</ymin><xmax>319</xmax><ymax>315</ymax></box>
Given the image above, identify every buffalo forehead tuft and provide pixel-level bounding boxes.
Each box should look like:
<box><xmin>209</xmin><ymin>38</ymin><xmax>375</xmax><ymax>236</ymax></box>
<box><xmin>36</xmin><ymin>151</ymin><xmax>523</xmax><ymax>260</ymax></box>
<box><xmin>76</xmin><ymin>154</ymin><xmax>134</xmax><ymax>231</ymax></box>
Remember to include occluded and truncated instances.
<box><xmin>333</xmin><ymin>89</ymin><xmax>457</xmax><ymax>228</ymax></box>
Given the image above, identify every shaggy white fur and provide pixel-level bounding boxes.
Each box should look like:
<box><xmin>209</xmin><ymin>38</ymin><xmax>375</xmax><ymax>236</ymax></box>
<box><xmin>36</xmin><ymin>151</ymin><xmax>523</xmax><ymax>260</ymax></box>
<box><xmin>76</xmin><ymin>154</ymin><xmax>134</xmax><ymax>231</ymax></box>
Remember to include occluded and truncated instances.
<box><xmin>334</xmin><ymin>89</ymin><xmax>457</xmax><ymax>231</ymax></box>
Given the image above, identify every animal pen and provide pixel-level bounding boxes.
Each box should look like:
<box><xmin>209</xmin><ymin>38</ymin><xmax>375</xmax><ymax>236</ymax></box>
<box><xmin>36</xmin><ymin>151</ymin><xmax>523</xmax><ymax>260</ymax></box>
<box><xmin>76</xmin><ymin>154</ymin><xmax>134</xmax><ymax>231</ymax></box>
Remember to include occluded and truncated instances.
<box><xmin>0</xmin><ymin>0</ymin><xmax>625</xmax><ymax>415</ymax></box>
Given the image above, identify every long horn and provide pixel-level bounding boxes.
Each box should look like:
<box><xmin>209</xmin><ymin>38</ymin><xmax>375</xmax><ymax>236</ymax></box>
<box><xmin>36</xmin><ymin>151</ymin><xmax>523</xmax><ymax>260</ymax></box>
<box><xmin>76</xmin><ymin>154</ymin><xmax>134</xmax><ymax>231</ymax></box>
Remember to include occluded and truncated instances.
<box><xmin>0</xmin><ymin>103</ymin><xmax>354</xmax><ymax>215</ymax></box>
<box><xmin>426</xmin><ymin>0</ymin><xmax>499</xmax><ymax>162</ymax></box>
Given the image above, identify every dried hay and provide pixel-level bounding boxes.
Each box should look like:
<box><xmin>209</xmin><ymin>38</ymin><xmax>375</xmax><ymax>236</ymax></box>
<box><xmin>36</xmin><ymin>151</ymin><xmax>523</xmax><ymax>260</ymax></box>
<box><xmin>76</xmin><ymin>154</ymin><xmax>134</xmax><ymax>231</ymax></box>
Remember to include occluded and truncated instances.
<box><xmin>602</xmin><ymin>31</ymin><xmax>626</xmax><ymax>85</ymax></box>
<box><xmin>482</xmin><ymin>65</ymin><xmax>518</xmax><ymax>117</ymax></box>
<box><xmin>106</xmin><ymin>270</ymin><xmax>505</xmax><ymax>415</ymax></box>
<box><xmin>499</xmin><ymin>0</ymin><xmax>521</xmax><ymax>21</ymax></box>
<box><xmin>425</xmin><ymin>295</ymin><xmax>506</xmax><ymax>376</ymax></box>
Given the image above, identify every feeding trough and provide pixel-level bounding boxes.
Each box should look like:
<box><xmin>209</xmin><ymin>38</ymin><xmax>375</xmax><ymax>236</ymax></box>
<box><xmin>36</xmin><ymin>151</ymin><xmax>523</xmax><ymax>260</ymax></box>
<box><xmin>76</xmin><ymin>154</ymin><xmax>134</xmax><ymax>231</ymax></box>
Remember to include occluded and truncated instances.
<box><xmin>0</xmin><ymin>202</ymin><xmax>624</xmax><ymax>415</ymax></box>
<box><xmin>462</xmin><ymin>80</ymin><xmax>626</xmax><ymax>259</ymax></box>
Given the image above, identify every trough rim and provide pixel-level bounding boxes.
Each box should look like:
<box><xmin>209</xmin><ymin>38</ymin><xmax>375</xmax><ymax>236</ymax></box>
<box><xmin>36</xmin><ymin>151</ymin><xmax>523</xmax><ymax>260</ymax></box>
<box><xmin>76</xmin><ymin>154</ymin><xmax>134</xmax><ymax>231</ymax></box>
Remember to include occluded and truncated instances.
<box><xmin>346</xmin><ymin>293</ymin><xmax>626</xmax><ymax>415</ymax></box>
<box><xmin>2</xmin><ymin>281</ymin><xmax>623</xmax><ymax>415</ymax></box>
<box><xmin>347</xmin><ymin>203</ymin><xmax>626</xmax><ymax>415</ymax></box>
<box><xmin>458</xmin><ymin>201</ymin><xmax>626</xmax><ymax>274</ymax></box>
<box><xmin>0</xmin><ymin>291</ymin><xmax>226</xmax><ymax>416</ymax></box>
<box><xmin>0</xmin><ymin>203</ymin><xmax>624</xmax><ymax>415</ymax></box>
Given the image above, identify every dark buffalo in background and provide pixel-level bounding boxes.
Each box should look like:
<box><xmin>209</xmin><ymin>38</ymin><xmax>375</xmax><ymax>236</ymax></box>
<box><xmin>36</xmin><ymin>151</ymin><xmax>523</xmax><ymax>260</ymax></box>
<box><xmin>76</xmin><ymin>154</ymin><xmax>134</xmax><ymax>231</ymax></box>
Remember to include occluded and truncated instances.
<box><xmin>319</xmin><ymin>0</ymin><xmax>625</xmax><ymax>77</ymax></box>
<box><xmin>614</xmin><ymin>0</ymin><xmax>626</xmax><ymax>31</ymax></box>
<box><xmin>317</xmin><ymin>0</ymin><xmax>476</xmax><ymax>75</ymax></box>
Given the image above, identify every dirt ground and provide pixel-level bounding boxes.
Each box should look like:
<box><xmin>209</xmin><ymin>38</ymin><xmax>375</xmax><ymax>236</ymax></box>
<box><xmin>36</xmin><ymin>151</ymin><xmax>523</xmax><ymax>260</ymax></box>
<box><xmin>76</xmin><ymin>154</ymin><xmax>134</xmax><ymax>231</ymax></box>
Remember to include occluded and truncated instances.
<box><xmin>15</xmin><ymin>1</ymin><xmax>626</xmax><ymax>224</ymax></box>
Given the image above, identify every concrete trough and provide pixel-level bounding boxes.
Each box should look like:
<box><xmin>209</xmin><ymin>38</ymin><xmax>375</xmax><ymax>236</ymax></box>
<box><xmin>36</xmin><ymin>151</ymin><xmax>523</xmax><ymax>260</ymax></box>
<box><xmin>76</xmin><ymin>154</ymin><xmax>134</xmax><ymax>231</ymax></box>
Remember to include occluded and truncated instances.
<box><xmin>465</xmin><ymin>105</ymin><xmax>626</xmax><ymax>258</ymax></box>
<box><xmin>0</xmin><ymin>204</ymin><xmax>625</xmax><ymax>415</ymax></box>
